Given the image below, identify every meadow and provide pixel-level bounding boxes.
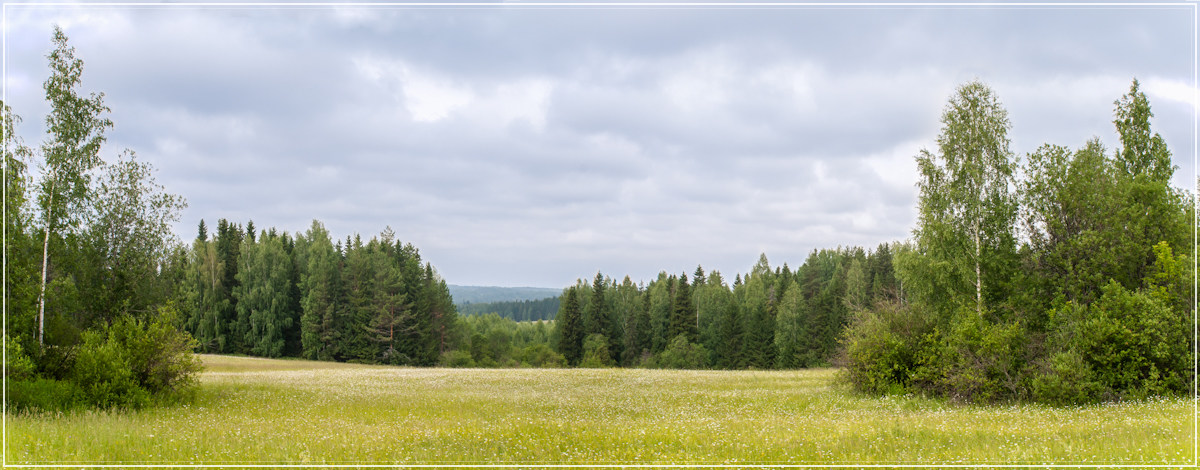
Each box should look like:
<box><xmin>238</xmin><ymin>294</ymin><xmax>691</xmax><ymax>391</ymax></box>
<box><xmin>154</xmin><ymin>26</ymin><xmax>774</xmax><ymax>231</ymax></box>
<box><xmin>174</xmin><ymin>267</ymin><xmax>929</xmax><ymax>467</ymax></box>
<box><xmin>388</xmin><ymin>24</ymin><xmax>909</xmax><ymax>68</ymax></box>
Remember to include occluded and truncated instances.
<box><xmin>6</xmin><ymin>354</ymin><xmax>1193</xmax><ymax>466</ymax></box>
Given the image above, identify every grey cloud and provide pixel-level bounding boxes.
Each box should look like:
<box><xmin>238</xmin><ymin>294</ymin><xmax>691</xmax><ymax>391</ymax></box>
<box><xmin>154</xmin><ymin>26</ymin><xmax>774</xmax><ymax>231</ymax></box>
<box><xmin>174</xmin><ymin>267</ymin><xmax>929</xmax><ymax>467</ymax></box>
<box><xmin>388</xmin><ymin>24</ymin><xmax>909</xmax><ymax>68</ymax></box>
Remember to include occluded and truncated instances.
<box><xmin>5</xmin><ymin>5</ymin><xmax>1192</xmax><ymax>287</ymax></box>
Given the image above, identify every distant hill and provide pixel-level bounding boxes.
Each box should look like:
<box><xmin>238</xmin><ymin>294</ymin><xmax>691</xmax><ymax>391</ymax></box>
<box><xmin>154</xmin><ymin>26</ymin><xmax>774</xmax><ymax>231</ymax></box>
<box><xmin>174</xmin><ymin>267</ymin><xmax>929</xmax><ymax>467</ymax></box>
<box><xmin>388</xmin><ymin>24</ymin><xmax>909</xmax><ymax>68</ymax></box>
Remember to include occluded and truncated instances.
<box><xmin>447</xmin><ymin>285</ymin><xmax>563</xmax><ymax>305</ymax></box>
<box><xmin>458</xmin><ymin>297</ymin><xmax>560</xmax><ymax>322</ymax></box>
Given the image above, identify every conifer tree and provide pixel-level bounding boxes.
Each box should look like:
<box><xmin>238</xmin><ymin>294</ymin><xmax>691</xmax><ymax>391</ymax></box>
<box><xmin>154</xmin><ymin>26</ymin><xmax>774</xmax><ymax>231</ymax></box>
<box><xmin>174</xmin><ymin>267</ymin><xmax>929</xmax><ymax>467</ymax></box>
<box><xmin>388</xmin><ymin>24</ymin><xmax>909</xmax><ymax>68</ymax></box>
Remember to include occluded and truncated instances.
<box><xmin>555</xmin><ymin>287</ymin><xmax>584</xmax><ymax>365</ymax></box>
<box><xmin>299</xmin><ymin>220</ymin><xmax>340</xmax><ymax>360</ymax></box>
<box><xmin>669</xmin><ymin>273</ymin><xmax>697</xmax><ymax>343</ymax></box>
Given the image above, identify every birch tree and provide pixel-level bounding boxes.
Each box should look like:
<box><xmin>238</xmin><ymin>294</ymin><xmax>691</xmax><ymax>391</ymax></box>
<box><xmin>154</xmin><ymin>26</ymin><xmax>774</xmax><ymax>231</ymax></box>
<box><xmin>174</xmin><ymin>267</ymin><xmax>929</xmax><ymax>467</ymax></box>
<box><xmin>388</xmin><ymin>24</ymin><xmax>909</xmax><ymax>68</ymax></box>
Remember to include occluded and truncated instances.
<box><xmin>914</xmin><ymin>81</ymin><xmax>1019</xmax><ymax>316</ymax></box>
<box><xmin>35</xmin><ymin>26</ymin><xmax>112</xmax><ymax>345</ymax></box>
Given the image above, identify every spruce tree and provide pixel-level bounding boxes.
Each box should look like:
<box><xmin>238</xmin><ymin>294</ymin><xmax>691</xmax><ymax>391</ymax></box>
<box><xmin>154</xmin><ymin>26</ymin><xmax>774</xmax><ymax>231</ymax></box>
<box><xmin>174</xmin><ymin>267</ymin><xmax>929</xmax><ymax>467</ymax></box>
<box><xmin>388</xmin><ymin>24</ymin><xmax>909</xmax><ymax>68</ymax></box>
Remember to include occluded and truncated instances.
<box><xmin>555</xmin><ymin>287</ymin><xmax>584</xmax><ymax>365</ymax></box>
<box><xmin>669</xmin><ymin>273</ymin><xmax>697</xmax><ymax>343</ymax></box>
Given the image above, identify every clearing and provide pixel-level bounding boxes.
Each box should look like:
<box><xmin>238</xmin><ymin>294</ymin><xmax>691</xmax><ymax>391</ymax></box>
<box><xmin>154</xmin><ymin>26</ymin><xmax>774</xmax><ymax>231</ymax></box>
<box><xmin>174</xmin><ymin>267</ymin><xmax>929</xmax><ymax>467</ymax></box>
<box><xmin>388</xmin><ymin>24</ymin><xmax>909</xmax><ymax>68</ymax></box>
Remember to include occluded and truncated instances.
<box><xmin>5</xmin><ymin>354</ymin><xmax>1192</xmax><ymax>465</ymax></box>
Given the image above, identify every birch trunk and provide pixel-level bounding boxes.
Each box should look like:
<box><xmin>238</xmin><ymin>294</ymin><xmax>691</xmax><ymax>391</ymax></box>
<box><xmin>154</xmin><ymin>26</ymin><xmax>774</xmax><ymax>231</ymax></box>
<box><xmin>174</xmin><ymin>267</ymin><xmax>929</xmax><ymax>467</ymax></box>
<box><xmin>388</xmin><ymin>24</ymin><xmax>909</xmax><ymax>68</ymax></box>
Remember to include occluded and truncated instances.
<box><xmin>36</xmin><ymin>178</ymin><xmax>54</xmax><ymax>346</ymax></box>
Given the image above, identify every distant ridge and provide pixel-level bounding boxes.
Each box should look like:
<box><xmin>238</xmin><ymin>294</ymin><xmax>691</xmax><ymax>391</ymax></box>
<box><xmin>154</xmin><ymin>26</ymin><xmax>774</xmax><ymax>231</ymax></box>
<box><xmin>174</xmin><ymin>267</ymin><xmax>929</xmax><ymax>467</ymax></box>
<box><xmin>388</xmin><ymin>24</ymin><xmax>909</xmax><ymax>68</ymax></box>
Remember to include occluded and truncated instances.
<box><xmin>448</xmin><ymin>285</ymin><xmax>562</xmax><ymax>305</ymax></box>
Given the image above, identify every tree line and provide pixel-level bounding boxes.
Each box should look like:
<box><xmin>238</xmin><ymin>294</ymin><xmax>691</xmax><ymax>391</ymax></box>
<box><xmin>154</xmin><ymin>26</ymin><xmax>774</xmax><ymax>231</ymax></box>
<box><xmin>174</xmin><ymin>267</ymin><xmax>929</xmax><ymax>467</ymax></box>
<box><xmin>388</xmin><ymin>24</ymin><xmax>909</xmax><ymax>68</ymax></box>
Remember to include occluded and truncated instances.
<box><xmin>178</xmin><ymin>219</ymin><xmax>459</xmax><ymax>365</ymax></box>
<box><xmin>458</xmin><ymin>297</ymin><xmax>560</xmax><ymax>322</ymax></box>
<box><xmin>5</xmin><ymin>26</ymin><xmax>1190</xmax><ymax>410</ymax></box>
<box><xmin>550</xmin><ymin>245</ymin><xmax>900</xmax><ymax>369</ymax></box>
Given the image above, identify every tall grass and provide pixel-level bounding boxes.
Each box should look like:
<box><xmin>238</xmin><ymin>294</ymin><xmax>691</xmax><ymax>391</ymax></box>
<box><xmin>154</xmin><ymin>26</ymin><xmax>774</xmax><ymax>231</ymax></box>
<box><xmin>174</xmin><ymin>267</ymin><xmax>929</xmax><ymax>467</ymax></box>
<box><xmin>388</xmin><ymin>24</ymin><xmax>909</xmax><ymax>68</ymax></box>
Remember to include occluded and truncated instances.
<box><xmin>6</xmin><ymin>354</ymin><xmax>1192</xmax><ymax>465</ymax></box>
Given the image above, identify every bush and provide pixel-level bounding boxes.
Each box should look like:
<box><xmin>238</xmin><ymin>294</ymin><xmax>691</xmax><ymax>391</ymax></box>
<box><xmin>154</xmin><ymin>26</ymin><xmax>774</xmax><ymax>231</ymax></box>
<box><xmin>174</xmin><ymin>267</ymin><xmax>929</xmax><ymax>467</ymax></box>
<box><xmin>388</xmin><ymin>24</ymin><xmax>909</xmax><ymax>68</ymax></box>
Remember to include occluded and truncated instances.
<box><xmin>72</xmin><ymin>330</ymin><xmax>150</xmax><ymax>409</ymax></box>
<box><xmin>580</xmin><ymin>334</ymin><xmax>615</xmax><ymax>368</ymax></box>
<box><xmin>655</xmin><ymin>334</ymin><xmax>708</xmax><ymax>370</ymax></box>
<box><xmin>1031</xmin><ymin>350</ymin><xmax>1100</xmax><ymax>405</ymax></box>
<box><xmin>4</xmin><ymin>335</ymin><xmax>36</xmax><ymax>380</ymax></box>
<box><xmin>7</xmin><ymin>378</ymin><xmax>84</xmax><ymax>413</ymax></box>
<box><xmin>841</xmin><ymin>301</ymin><xmax>935</xmax><ymax>395</ymax></box>
<box><xmin>440</xmin><ymin>349</ymin><xmax>475</xmax><ymax>368</ymax></box>
<box><xmin>14</xmin><ymin>307</ymin><xmax>203</xmax><ymax>411</ymax></box>
<box><xmin>930</xmin><ymin>310</ymin><xmax>1026</xmax><ymax>403</ymax></box>
<box><xmin>518</xmin><ymin>343</ymin><xmax>566</xmax><ymax>368</ymax></box>
<box><xmin>1055</xmin><ymin>281</ymin><xmax>1190</xmax><ymax>400</ymax></box>
<box><xmin>106</xmin><ymin>305</ymin><xmax>202</xmax><ymax>395</ymax></box>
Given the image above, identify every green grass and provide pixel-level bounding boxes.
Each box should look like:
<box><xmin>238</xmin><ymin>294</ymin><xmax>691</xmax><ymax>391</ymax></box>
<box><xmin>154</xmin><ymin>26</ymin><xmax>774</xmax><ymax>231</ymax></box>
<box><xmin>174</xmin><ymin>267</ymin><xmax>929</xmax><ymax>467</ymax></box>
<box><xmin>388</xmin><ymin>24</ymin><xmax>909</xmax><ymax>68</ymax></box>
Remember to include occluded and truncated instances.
<box><xmin>6</xmin><ymin>354</ymin><xmax>1193</xmax><ymax>465</ymax></box>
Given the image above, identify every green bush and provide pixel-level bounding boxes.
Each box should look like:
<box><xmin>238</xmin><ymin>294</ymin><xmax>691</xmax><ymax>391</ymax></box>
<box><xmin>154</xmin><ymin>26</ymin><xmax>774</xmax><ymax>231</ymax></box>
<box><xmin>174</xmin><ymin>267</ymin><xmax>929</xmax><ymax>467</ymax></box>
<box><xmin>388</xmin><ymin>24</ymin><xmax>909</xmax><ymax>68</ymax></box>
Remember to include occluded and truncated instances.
<box><xmin>440</xmin><ymin>349</ymin><xmax>475</xmax><ymax>368</ymax></box>
<box><xmin>580</xmin><ymin>334</ymin><xmax>615</xmax><ymax>368</ymax></box>
<box><xmin>15</xmin><ymin>307</ymin><xmax>202</xmax><ymax>411</ymax></box>
<box><xmin>72</xmin><ymin>330</ymin><xmax>150</xmax><ymax>409</ymax></box>
<box><xmin>655</xmin><ymin>334</ymin><xmax>709</xmax><ymax>370</ymax></box>
<box><xmin>518</xmin><ymin>343</ymin><xmax>566</xmax><ymax>368</ymax></box>
<box><xmin>4</xmin><ymin>335</ymin><xmax>36</xmax><ymax>380</ymax></box>
<box><xmin>841</xmin><ymin>301</ymin><xmax>935</xmax><ymax>395</ymax></box>
<box><xmin>1066</xmin><ymin>281</ymin><xmax>1190</xmax><ymax>399</ymax></box>
<box><xmin>7</xmin><ymin>377</ymin><xmax>84</xmax><ymax>413</ymax></box>
<box><xmin>1031</xmin><ymin>350</ymin><xmax>1100</xmax><ymax>405</ymax></box>
<box><xmin>931</xmin><ymin>310</ymin><xmax>1027</xmax><ymax>403</ymax></box>
<box><xmin>106</xmin><ymin>306</ymin><xmax>203</xmax><ymax>395</ymax></box>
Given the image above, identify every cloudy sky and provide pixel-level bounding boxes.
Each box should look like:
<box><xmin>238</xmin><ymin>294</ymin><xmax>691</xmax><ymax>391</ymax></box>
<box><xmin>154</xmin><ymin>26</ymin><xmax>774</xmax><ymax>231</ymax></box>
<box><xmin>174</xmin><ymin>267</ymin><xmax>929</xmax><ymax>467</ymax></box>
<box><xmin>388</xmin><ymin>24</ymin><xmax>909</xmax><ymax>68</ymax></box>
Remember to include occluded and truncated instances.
<box><xmin>3</xmin><ymin>2</ymin><xmax>1195</xmax><ymax>288</ymax></box>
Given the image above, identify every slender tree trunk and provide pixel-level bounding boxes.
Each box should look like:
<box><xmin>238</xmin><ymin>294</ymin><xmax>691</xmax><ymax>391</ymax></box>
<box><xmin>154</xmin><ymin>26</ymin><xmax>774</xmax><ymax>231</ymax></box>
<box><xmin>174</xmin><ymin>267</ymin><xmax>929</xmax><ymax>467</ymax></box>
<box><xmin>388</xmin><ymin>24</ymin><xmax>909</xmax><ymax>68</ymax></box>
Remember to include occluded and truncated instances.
<box><xmin>36</xmin><ymin>180</ymin><xmax>55</xmax><ymax>346</ymax></box>
<box><xmin>974</xmin><ymin>220</ymin><xmax>982</xmax><ymax>316</ymax></box>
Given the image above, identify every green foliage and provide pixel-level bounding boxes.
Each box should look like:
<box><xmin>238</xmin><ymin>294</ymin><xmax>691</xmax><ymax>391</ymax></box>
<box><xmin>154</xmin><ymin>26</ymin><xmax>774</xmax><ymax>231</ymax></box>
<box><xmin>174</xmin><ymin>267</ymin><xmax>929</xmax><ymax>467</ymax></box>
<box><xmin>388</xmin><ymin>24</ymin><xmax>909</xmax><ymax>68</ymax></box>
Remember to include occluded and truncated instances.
<box><xmin>1060</xmin><ymin>282</ymin><xmax>1190</xmax><ymax>399</ymax></box>
<box><xmin>669</xmin><ymin>273</ymin><xmax>697</xmax><ymax>343</ymax></box>
<box><xmin>849</xmin><ymin>79</ymin><xmax>1193</xmax><ymax>404</ymax></box>
<box><xmin>7</xmin><ymin>378</ymin><xmax>84</xmax><ymax>413</ymax></box>
<box><xmin>555</xmin><ymin>288</ymin><xmax>584</xmax><ymax>365</ymax></box>
<box><xmin>5</xmin><ymin>335</ymin><xmax>37</xmax><ymax>380</ymax></box>
<box><xmin>299</xmin><ymin>220</ymin><xmax>340</xmax><ymax>360</ymax></box>
<box><xmin>517</xmin><ymin>343</ymin><xmax>567</xmax><ymax>368</ymax></box>
<box><xmin>926</xmin><ymin>310</ymin><xmax>1026</xmax><ymax>403</ymax></box>
<box><xmin>458</xmin><ymin>296</ymin><xmax>559</xmax><ymax>322</ymax></box>
<box><xmin>439</xmin><ymin>349</ymin><xmax>476</xmax><ymax>368</ymax></box>
<box><xmin>234</xmin><ymin>234</ymin><xmax>294</xmax><ymax>358</ymax></box>
<box><xmin>841</xmin><ymin>301</ymin><xmax>936</xmax><ymax>395</ymax></box>
<box><xmin>1030</xmin><ymin>350</ymin><xmax>1100</xmax><ymax>405</ymax></box>
<box><xmin>654</xmin><ymin>334</ymin><xmax>709</xmax><ymax>370</ymax></box>
<box><xmin>71</xmin><ymin>330</ymin><xmax>150</xmax><ymax>409</ymax></box>
<box><xmin>104</xmin><ymin>306</ymin><xmax>202</xmax><ymax>396</ymax></box>
<box><xmin>580</xmin><ymin>334</ymin><xmax>614</xmax><ymax>368</ymax></box>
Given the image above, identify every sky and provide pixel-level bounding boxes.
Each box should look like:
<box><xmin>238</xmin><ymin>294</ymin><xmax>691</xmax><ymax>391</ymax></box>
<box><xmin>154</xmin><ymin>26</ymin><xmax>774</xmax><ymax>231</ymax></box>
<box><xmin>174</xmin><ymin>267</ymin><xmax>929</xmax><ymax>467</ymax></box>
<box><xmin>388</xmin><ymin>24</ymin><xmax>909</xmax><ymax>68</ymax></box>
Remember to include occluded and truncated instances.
<box><xmin>3</xmin><ymin>1</ymin><xmax>1196</xmax><ymax>288</ymax></box>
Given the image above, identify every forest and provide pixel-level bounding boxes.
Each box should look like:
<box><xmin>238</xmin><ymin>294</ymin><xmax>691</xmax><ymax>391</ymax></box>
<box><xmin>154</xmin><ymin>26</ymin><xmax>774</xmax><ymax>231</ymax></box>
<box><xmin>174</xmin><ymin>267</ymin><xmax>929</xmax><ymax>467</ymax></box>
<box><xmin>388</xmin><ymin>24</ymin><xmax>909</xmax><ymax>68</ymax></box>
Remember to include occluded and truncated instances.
<box><xmin>457</xmin><ymin>297</ymin><xmax>560</xmax><ymax>322</ymax></box>
<box><xmin>3</xmin><ymin>27</ymin><xmax>1194</xmax><ymax>411</ymax></box>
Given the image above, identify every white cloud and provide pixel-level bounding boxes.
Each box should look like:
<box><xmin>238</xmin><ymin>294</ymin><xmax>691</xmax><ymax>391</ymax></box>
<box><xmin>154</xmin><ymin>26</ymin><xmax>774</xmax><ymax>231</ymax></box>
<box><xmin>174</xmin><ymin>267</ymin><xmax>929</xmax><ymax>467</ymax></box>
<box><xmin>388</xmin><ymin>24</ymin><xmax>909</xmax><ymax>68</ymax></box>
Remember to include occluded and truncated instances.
<box><xmin>1143</xmin><ymin>76</ymin><xmax>1196</xmax><ymax>109</ymax></box>
<box><xmin>353</xmin><ymin>55</ymin><xmax>474</xmax><ymax>122</ymax></box>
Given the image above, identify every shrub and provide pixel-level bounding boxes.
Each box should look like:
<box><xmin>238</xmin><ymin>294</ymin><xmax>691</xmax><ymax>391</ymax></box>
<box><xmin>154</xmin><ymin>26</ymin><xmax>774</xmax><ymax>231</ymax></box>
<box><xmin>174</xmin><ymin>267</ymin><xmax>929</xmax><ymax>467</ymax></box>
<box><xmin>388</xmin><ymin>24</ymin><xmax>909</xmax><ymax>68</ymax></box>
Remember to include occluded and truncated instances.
<box><xmin>931</xmin><ymin>310</ymin><xmax>1027</xmax><ymax>403</ymax></box>
<box><xmin>518</xmin><ymin>344</ymin><xmax>566</xmax><ymax>368</ymax></box>
<box><xmin>4</xmin><ymin>335</ymin><xmax>36</xmax><ymax>380</ymax></box>
<box><xmin>71</xmin><ymin>330</ymin><xmax>150</xmax><ymax>409</ymax></box>
<box><xmin>106</xmin><ymin>305</ymin><xmax>202</xmax><ymax>395</ymax></box>
<box><xmin>440</xmin><ymin>349</ymin><xmax>476</xmax><ymax>368</ymax></box>
<box><xmin>841</xmin><ymin>301</ymin><xmax>936</xmax><ymax>395</ymax></box>
<box><xmin>655</xmin><ymin>334</ymin><xmax>709</xmax><ymax>370</ymax></box>
<box><xmin>1031</xmin><ymin>350</ymin><xmax>1100</xmax><ymax>405</ymax></box>
<box><xmin>1065</xmin><ymin>281</ymin><xmax>1189</xmax><ymax>399</ymax></box>
<box><xmin>7</xmin><ymin>378</ymin><xmax>84</xmax><ymax>413</ymax></box>
<box><xmin>580</xmin><ymin>334</ymin><xmax>615</xmax><ymax>368</ymax></box>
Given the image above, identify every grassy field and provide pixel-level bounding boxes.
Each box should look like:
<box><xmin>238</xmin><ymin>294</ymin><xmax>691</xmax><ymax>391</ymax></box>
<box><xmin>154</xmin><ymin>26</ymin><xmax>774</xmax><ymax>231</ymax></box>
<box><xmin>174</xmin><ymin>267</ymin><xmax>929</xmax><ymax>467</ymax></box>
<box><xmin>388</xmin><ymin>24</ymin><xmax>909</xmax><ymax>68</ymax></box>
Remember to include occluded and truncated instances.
<box><xmin>6</xmin><ymin>354</ymin><xmax>1194</xmax><ymax>465</ymax></box>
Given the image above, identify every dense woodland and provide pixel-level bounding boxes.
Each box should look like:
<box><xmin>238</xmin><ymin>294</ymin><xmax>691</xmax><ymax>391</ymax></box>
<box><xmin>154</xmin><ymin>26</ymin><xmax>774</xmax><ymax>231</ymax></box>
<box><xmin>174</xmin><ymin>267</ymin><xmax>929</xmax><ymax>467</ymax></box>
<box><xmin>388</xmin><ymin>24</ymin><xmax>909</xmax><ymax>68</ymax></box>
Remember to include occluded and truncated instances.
<box><xmin>546</xmin><ymin>80</ymin><xmax>1195</xmax><ymax>403</ymax></box>
<box><xmin>178</xmin><ymin>219</ymin><xmax>458</xmax><ymax>365</ymax></box>
<box><xmin>458</xmin><ymin>297</ymin><xmax>560</xmax><ymax>322</ymax></box>
<box><xmin>3</xmin><ymin>28</ymin><xmax>1194</xmax><ymax>410</ymax></box>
